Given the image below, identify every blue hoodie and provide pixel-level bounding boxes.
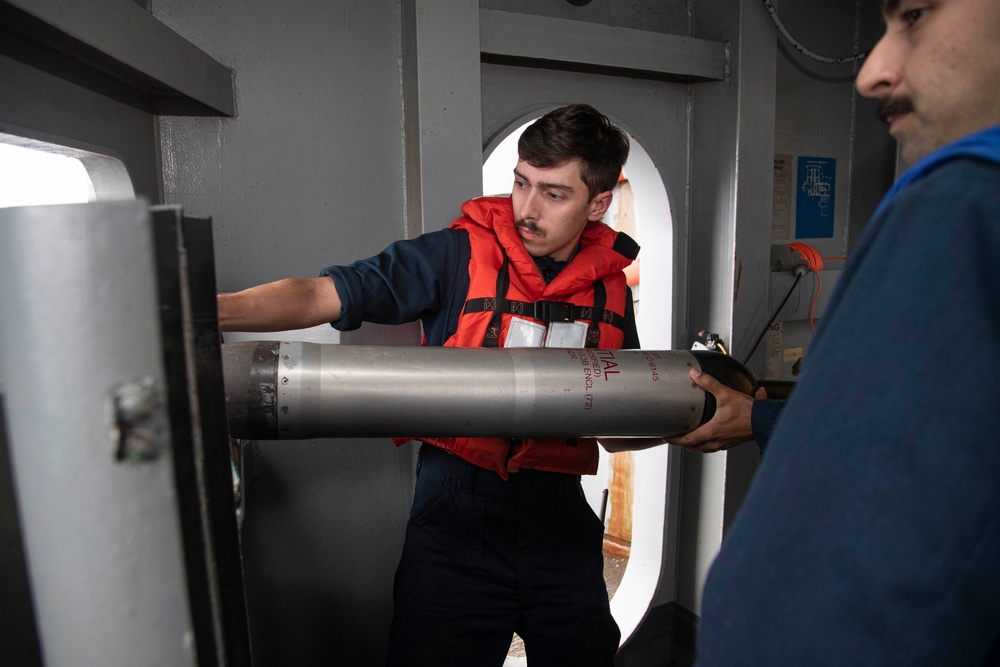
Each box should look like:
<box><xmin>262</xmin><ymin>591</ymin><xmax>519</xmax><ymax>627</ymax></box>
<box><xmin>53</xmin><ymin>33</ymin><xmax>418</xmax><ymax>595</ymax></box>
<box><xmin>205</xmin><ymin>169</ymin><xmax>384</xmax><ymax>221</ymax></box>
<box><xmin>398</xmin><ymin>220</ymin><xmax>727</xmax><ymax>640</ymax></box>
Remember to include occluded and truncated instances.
<box><xmin>697</xmin><ymin>125</ymin><xmax>1000</xmax><ymax>666</ymax></box>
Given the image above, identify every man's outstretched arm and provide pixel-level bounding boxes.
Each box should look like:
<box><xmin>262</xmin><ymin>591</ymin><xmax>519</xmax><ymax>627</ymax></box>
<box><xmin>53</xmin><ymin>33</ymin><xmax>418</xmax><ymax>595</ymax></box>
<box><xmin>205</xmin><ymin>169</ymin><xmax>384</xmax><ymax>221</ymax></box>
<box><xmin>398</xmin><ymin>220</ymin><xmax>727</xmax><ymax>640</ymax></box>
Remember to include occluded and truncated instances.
<box><xmin>218</xmin><ymin>276</ymin><xmax>342</xmax><ymax>332</ymax></box>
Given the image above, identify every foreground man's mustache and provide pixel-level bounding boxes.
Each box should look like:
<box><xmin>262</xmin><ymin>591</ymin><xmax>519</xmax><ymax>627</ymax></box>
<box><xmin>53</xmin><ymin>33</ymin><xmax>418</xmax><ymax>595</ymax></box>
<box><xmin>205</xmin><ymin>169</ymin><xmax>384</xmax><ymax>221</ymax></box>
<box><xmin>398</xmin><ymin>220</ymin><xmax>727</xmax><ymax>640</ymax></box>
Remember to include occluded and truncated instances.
<box><xmin>877</xmin><ymin>96</ymin><xmax>915</xmax><ymax>124</ymax></box>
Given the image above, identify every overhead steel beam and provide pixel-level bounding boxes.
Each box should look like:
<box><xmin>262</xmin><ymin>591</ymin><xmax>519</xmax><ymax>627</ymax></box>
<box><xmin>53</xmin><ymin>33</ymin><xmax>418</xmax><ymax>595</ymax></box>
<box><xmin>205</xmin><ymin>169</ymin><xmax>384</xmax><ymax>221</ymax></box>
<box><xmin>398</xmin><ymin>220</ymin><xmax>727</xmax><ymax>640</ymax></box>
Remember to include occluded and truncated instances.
<box><xmin>480</xmin><ymin>8</ymin><xmax>728</xmax><ymax>83</ymax></box>
<box><xmin>0</xmin><ymin>0</ymin><xmax>234</xmax><ymax>116</ymax></box>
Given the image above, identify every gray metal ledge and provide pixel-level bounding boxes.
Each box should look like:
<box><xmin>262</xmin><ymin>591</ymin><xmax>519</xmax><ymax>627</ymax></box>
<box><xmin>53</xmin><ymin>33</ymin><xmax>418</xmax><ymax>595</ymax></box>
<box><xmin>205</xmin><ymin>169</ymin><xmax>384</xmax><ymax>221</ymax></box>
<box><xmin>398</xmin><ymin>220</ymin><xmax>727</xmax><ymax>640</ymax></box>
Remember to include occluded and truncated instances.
<box><xmin>480</xmin><ymin>8</ymin><xmax>728</xmax><ymax>83</ymax></box>
<box><xmin>0</xmin><ymin>0</ymin><xmax>234</xmax><ymax>116</ymax></box>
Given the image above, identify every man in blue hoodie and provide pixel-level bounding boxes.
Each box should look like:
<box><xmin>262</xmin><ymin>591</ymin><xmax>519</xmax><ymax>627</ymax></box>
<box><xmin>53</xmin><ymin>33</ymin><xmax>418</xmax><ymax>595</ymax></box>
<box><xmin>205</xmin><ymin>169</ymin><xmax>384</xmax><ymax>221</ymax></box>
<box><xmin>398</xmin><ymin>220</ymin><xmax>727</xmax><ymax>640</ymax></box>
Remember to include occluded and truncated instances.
<box><xmin>691</xmin><ymin>0</ymin><xmax>1000</xmax><ymax>664</ymax></box>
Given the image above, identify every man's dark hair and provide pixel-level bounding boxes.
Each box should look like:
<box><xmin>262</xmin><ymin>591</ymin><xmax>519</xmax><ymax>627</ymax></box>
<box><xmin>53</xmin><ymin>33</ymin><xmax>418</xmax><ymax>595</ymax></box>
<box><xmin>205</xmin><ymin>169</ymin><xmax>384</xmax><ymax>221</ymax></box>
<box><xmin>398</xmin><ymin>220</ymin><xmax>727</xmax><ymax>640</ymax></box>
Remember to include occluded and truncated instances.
<box><xmin>518</xmin><ymin>104</ymin><xmax>630</xmax><ymax>200</ymax></box>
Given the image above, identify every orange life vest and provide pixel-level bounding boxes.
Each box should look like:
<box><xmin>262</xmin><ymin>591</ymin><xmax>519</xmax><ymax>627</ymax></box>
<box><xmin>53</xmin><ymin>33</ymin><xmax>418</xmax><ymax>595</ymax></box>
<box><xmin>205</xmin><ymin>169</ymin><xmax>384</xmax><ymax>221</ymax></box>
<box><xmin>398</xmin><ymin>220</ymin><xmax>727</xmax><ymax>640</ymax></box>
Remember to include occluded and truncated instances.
<box><xmin>420</xmin><ymin>196</ymin><xmax>639</xmax><ymax>479</ymax></box>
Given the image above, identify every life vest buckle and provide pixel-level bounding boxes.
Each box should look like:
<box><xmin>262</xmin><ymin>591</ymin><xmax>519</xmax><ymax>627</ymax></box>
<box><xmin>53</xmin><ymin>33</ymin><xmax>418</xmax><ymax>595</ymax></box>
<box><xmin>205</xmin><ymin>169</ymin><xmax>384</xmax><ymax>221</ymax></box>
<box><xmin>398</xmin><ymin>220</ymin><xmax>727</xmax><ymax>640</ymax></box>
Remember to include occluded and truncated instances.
<box><xmin>534</xmin><ymin>300</ymin><xmax>575</xmax><ymax>322</ymax></box>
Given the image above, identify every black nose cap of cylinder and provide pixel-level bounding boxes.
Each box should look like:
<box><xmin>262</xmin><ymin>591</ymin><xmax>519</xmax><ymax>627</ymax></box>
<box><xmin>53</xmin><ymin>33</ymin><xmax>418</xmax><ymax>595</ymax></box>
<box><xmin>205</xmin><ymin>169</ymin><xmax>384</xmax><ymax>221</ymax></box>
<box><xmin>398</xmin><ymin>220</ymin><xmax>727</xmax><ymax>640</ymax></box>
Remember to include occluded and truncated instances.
<box><xmin>690</xmin><ymin>350</ymin><xmax>757</xmax><ymax>426</ymax></box>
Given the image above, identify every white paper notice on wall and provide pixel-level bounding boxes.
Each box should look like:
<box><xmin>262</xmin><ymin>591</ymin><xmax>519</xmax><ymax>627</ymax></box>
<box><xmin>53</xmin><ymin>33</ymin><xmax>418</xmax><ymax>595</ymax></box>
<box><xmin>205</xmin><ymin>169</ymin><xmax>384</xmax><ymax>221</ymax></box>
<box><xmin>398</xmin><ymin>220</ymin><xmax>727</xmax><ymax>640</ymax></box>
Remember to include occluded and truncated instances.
<box><xmin>783</xmin><ymin>346</ymin><xmax>803</xmax><ymax>364</ymax></box>
<box><xmin>772</xmin><ymin>155</ymin><xmax>792</xmax><ymax>240</ymax></box>
<box><xmin>765</xmin><ymin>321</ymin><xmax>783</xmax><ymax>380</ymax></box>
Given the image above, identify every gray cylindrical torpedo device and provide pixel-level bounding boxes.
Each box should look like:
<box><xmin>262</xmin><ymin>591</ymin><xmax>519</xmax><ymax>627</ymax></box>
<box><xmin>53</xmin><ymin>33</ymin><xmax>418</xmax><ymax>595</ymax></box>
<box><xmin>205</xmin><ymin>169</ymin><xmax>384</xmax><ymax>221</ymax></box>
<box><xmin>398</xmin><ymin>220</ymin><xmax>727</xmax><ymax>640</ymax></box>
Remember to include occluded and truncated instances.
<box><xmin>221</xmin><ymin>341</ymin><xmax>757</xmax><ymax>441</ymax></box>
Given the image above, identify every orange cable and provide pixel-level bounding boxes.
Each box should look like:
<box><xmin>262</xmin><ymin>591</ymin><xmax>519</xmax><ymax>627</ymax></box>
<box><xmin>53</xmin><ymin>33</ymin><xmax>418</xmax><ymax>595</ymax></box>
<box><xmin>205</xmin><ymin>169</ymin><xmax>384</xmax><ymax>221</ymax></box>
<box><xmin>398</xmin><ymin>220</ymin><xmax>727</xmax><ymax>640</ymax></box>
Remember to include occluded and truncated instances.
<box><xmin>788</xmin><ymin>242</ymin><xmax>825</xmax><ymax>331</ymax></box>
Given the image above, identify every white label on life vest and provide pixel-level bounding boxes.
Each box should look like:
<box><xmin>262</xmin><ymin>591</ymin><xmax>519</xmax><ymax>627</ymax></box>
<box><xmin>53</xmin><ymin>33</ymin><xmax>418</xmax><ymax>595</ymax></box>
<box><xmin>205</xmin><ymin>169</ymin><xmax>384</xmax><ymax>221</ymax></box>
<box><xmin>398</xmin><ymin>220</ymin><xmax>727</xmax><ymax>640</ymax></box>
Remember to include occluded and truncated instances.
<box><xmin>505</xmin><ymin>317</ymin><xmax>547</xmax><ymax>348</ymax></box>
<box><xmin>544</xmin><ymin>320</ymin><xmax>588</xmax><ymax>348</ymax></box>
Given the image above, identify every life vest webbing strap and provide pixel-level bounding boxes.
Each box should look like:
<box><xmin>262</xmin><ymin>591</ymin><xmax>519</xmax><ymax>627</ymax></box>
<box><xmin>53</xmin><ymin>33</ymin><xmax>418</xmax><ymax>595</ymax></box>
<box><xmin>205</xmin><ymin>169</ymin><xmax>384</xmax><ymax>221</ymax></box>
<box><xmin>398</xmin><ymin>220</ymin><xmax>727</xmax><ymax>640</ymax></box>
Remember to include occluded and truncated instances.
<box><xmin>480</xmin><ymin>252</ymin><xmax>510</xmax><ymax>347</ymax></box>
<box><xmin>585</xmin><ymin>281</ymin><xmax>607</xmax><ymax>348</ymax></box>
<box><xmin>463</xmin><ymin>294</ymin><xmax>626</xmax><ymax>331</ymax></box>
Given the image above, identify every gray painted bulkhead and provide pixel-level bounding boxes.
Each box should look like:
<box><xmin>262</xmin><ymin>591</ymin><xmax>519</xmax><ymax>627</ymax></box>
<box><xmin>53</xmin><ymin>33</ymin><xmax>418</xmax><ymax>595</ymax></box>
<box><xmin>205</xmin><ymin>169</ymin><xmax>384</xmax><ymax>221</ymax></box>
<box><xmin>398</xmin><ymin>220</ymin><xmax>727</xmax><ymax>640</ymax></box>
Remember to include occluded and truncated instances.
<box><xmin>0</xmin><ymin>0</ymin><xmax>896</xmax><ymax>664</ymax></box>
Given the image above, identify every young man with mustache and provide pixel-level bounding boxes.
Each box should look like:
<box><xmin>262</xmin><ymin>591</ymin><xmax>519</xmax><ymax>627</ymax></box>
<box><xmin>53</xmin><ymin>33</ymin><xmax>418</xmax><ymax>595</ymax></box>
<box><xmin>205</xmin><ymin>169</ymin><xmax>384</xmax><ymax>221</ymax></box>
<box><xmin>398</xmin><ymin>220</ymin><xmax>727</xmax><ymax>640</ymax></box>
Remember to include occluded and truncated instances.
<box><xmin>690</xmin><ymin>1</ymin><xmax>1000</xmax><ymax>664</ymax></box>
<box><xmin>219</xmin><ymin>104</ymin><xmax>644</xmax><ymax>666</ymax></box>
